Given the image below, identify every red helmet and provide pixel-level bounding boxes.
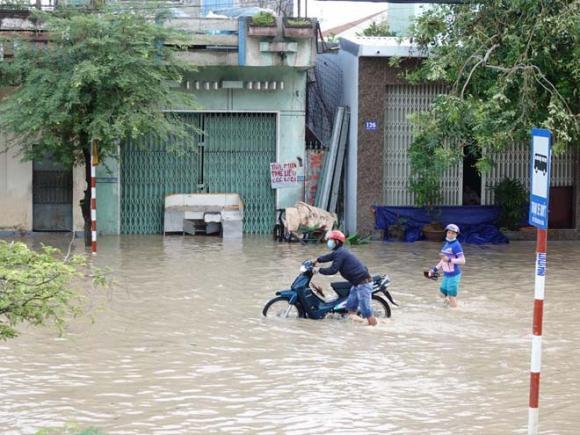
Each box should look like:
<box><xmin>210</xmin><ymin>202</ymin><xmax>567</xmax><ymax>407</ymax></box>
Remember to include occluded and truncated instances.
<box><xmin>326</xmin><ymin>230</ymin><xmax>346</xmax><ymax>243</ymax></box>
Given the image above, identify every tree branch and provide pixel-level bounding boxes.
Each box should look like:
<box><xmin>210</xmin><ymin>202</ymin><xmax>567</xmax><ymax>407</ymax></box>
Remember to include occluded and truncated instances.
<box><xmin>461</xmin><ymin>43</ymin><xmax>499</xmax><ymax>98</ymax></box>
<box><xmin>1</xmin><ymin>274</ymin><xmax>60</xmax><ymax>289</ymax></box>
<box><xmin>454</xmin><ymin>34</ymin><xmax>498</xmax><ymax>94</ymax></box>
<box><xmin>63</xmin><ymin>231</ymin><xmax>76</xmax><ymax>263</ymax></box>
<box><xmin>483</xmin><ymin>63</ymin><xmax>574</xmax><ymax>115</ymax></box>
<box><xmin>0</xmin><ymin>287</ymin><xmax>63</xmax><ymax>316</ymax></box>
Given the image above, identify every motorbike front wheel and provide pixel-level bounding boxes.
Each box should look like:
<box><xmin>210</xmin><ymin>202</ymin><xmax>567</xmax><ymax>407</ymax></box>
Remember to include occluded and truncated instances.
<box><xmin>368</xmin><ymin>295</ymin><xmax>391</xmax><ymax>318</ymax></box>
<box><xmin>262</xmin><ymin>297</ymin><xmax>305</xmax><ymax>319</ymax></box>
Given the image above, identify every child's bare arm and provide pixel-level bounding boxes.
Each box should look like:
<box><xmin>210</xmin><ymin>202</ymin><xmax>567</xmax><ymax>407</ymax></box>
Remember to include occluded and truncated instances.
<box><xmin>427</xmin><ymin>260</ymin><xmax>444</xmax><ymax>277</ymax></box>
<box><xmin>450</xmin><ymin>254</ymin><xmax>465</xmax><ymax>265</ymax></box>
<box><xmin>434</xmin><ymin>259</ymin><xmax>445</xmax><ymax>270</ymax></box>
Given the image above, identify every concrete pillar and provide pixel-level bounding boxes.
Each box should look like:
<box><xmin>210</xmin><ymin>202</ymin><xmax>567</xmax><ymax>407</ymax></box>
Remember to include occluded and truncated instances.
<box><xmin>356</xmin><ymin>58</ymin><xmax>386</xmax><ymax>237</ymax></box>
<box><xmin>72</xmin><ymin>165</ymin><xmax>86</xmax><ymax>233</ymax></box>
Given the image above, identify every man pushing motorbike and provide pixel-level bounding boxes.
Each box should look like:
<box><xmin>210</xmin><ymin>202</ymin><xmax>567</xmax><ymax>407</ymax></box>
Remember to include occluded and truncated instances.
<box><xmin>313</xmin><ymin>230</ymin><xmax>378</xmax><ymax>326</ymax></box>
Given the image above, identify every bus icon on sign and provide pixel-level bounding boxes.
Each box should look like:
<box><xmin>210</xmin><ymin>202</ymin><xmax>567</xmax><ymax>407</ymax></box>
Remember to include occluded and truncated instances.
<box><xmin>534</xmin><ymin>153</ymin><xmax>547</xmax><ymax>175</ymax></box>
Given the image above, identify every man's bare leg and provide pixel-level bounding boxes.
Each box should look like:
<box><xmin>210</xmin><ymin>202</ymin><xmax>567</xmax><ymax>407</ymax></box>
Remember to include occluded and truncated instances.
<box><xmin>347</xmin><ymin>311</ymin><xmax>366</xmax><ymax>323</ymax></box>
<box><xmin>448</xmin><ymin>297</ymin><xmax>458</xmax><ymax>308</ymax></box>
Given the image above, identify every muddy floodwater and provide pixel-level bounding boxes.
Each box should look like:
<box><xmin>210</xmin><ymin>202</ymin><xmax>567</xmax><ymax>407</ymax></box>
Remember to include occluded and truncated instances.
<box><xmin>1</xmin><ymin>234</ymin><xmax>579</xmax><ymax>434</ymax></box>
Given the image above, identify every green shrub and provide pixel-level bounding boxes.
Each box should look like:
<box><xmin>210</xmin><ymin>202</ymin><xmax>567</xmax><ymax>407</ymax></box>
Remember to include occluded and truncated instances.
<box><xmin>0</xmin><ymin>241</ymin><xmax>107</xmax><ymax>340</ymax></box>
<box><xmin>357</xmin><ymin>20</ymin><xmax>396</xmax><ymax>37</ymax></box>
<box><xmin>346</xmin><ymin>233</ymin><xmax>371</xmax><ymax>245</ymax></box>
<box><xmin>286</xmin><ymin>17</ymin><xmax>312</xmax><ymax>27</ymax></box>
<box><xmin>492</xmin><ymin>178</ymin><xmax>528</xmax><ymax>230</ymax></box>
<box><xmin>251</xmin><ymin>11</ymin><xmax>276</xmax><ymax>26</ymax></box>
<box><xmin>35</xmin><ymin>424</ymin><xmax>105</xmax><ymax>435</ymax></box>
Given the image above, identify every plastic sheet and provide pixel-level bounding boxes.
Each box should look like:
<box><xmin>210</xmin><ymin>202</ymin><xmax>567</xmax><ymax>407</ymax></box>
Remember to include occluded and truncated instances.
<box><xmin>373</xmin><ymin>206</ymin><xmax>508</xmax><ymax>244</ymax></box>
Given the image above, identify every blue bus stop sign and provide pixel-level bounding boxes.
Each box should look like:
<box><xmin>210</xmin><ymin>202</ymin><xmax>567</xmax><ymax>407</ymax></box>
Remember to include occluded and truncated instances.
<box><xmin>528</xmin><ymin>129</ymin><xmax>552</xmax><ymax>229</ymax></box>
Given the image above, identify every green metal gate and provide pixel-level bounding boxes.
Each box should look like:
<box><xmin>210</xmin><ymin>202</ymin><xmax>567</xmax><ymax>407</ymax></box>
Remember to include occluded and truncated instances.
<box><xmin>121</xmin><ymin>113</ymin><xmax>276</xmax><ymax>234</ymax></box>
<box><xmin>121</xmin><ymin>114</ymin><xmax>202</xmax><ymax>234</ymax></box>
<box><xmin>203</xmin><ymin>113</ymin><xmax>276</xmax><ymax>233</ymax></box>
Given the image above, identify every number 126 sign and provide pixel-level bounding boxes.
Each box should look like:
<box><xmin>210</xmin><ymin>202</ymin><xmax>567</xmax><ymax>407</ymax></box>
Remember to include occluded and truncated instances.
<box><xmin>528</xmin><ymin>129</ymin><xmax>552</xmax><ymax>229</ymax></box>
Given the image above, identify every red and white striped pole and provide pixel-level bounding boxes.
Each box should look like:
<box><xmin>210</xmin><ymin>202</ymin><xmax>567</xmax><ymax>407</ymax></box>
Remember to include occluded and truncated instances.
<box><xmin>528</xmin><ymin>228</ymin><xmax>547</xmax><ymax>434</ymax></box>
<box><xmin>90</xmin><ymin>141</ymin><xmax>97</xmax><ymax>255</ymax></box>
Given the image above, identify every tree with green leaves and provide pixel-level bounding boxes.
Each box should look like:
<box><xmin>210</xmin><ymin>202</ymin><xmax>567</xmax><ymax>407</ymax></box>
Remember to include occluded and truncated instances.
<box><xmin>0</xmin><ymin>240</ymin><xmax>105</xmax><ymax>340</ymax></box>
<box><xmin>0</xmin><ymin>6</ymin><xmax>197</xmax><ymax>242</ymax></box>
<box><xmin>408</xmin><ymin>0</ymin><xmax>579</xmax><ymax>207</ymax></box>
<box><xmin>357</xmin><ymin>20</ymin><xmax>396</xmax><ymax>37</ymax></box>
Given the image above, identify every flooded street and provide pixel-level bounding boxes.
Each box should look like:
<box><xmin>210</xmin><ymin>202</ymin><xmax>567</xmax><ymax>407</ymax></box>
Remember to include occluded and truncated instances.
<box><xmin>1</xmin><ymin>235</ymin><xmax>579</xmax><ymax>434</ymax></box>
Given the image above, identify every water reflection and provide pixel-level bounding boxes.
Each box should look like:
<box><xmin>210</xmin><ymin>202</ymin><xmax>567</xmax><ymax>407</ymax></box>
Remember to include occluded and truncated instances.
<box><xmin>0</xmin><ymin>234</ymin><xmax>579</xmax><ymax>434</ymax></box>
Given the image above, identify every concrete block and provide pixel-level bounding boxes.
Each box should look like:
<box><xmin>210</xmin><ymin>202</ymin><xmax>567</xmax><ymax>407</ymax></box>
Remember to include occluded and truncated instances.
<box><xmin>183</xmin><ymin>220</ymin><xmax>197</xmax><ymax>235</ymax></box>
<box><xmin>184</xmin><ymin>211</ymin><xmax>204</xmax><ymax>220</ymax></box>
<box><xmin>164</xmin><ymin>193</ymin><xmax>244</xmax><ymax>237</ymax></box>
<box><xmin>222</xmin><ymin>220</ymin><xmax>243</xmax><ymax>239</ymax></box>
<box><xmin>204</xmin><ymin>213</ymin><xmax>222</xmax><ymax>223</ymax></box>
<box><xmin>206</xmin><ymin>222</ymin><xmax>221</xmax><ymax>234</ymax></box>
<box><xmin>164</xmin><ymin>209</ymin><xmax>185</xmax><ymax>233</ymax></box>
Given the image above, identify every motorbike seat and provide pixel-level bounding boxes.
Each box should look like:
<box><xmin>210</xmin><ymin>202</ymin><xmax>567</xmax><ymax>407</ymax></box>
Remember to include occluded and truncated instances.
<box><xmin>330</xmin><ymin>281</ymin><xmax>351</xmax><ymax>298</ymax></box>
<box><xmin>309</xmin><ymin>287</ymin><xmax>338</xmax><ymax>303</ymax></box>
<box><xmin>330</xmin><ymin>276</ymin><xmax>383</xmax><ymax>298</ymax></box>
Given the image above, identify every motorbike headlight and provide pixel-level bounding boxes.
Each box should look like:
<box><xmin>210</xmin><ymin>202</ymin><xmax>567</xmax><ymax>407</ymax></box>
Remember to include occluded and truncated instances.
<box><xmin>299</xmin><ymin>265</ymin><xmax>307</xmax><ymax>273</ymax></box>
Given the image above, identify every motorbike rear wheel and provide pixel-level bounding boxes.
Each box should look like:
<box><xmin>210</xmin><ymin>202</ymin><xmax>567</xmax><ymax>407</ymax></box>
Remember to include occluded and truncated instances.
<box><xmin>262</xmin><ymin>297</ymin><xmax>305</xmax><ymax>319</ymax></box>
<box><xmin>368</xmin><ymin>295</ymin><xmax>391</xmax><ymax>318</ymax></box>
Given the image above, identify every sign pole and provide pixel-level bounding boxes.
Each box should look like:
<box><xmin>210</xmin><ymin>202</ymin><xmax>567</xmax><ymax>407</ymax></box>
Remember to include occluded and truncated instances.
<box><xmin>528</xmin><ymin>228</ymin><xmax>547</xmax><ymax>434</ymax></box>
<box><xmin>527</xmin><ymin>128</ymin><xmax>552</xmax><ymax>434</ymax></box>
<box><xmin>91</xmin><ymin>141</ymin><xmax>97</xmax><ymax>255</ymax></box>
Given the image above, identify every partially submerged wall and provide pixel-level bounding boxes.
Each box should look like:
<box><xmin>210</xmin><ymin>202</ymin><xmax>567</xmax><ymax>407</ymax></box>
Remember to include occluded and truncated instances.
<box><xmin>356</xmin><ymin>57</ymin><xmax>422</xmax><ymax>237</ymax></box>
<box><xmin>0</xmin><ymin>135</ymin><xmax>33</xmax><ymax>232</ymax></box>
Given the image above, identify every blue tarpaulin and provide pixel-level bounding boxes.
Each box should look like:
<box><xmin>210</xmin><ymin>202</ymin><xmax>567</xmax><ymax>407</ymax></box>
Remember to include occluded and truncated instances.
<box><xmin>373</xmin><ymin>206</ymin><xmax>509</xmax><ymax>244</ymax></box>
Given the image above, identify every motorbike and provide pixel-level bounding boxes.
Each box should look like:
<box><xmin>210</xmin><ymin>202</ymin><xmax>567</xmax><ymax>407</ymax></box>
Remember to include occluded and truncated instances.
<box><xmin>262</xmin><ymin>260</ymin><xmax>398</xmax><ymax>320</ymax></box>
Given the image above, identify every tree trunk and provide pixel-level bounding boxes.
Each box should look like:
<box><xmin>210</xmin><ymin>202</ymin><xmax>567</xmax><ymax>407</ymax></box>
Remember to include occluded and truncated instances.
<box><xmin>82</xmin><ymin>147</ymin><xmax>92</xmax><ymax>247</ymax></box>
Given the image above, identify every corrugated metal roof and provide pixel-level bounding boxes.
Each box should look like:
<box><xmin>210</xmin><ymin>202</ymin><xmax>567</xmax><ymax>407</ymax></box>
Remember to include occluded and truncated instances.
<box><xmin>339</xmin><ymin>35</ymin><xmax>427</xmax><ymax>58</ymax></box>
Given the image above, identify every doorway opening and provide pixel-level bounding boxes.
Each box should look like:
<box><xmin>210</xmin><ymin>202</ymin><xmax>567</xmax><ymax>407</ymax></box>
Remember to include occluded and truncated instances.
<box><xmin>463</xmin><ymin>146</ymin><xmax>482</xmax><ymax>205</ymax></box>
<box><xmin>32</xmin><ymin>157</ymin><xmax>73</xmax><ymax>231</ymax></box>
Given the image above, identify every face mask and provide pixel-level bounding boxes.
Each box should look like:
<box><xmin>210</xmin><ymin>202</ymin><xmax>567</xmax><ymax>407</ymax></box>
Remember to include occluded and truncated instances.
<box><xmin>327</xmin><ymin>239</ymin><xmax>336</xmax><ymax>250</ymax></box>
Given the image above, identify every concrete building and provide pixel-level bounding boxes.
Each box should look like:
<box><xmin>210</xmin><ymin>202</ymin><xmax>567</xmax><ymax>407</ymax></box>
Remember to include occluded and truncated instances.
<box><xmin>0</xmin><ymin>8</ymin><xmax>317</xmax><ymax>235</ymax></box>
<box><xmin>332</xmin><ymin>35</ymin><xmax>579</xmax><ymax>238</ymax></box>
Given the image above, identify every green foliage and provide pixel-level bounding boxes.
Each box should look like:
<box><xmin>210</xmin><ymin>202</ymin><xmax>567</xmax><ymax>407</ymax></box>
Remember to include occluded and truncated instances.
<box><xmin>0</xmin><ymin>6</ymin><xmax>198</xmax><ymax>167</ymax></box>
<box><xmin>492</xmin><ymin>177</ymin><xmax>528</xmax><ymax>230</ymax></box>
<box><xmin>408</xmin><ymin>0</ymin><xmax>579</xmax><ymax>203</ymax></box>
<box><xmin>0</xmin><ymin>1</ymin><xmax>30</xmax><ymax>10</ymax></box>
<box><xmin>357</xmin><ymin>20</ymin><xmax>396</xmax><ymax>37</ymax></box>
<box><xmin>325</xmin><ymin>33</ymin><xmax>339</xmax><ymax>44</ymax></box>
<box><xmin>286</xmin><ymin>17</ymin><xmax>312</xmax><ymax>27</ymax></box>
<box><xmin>388</xmin><ymin>56</ymin><xmax>402</xmax><ymax>68</ymax></box>
<box><xmin>251</xmin><ymin>11</ymin><xmax>276</xmax><ymax>26</ymax></box>
<box><xmin>0</xmin><ymin>241</ymin><xmax>103</xmax><ymax>340</ymax></box>
<box><xmin>407</xmin><ymin>96</ymin><xmax>465</xmax><ymax>210</ymax></box>
<box><xmin>346</xmin><ymin>233</ymin><xmax>371</xmax><ymax>245</ymax></box>
<box><xmin>36</xmin><ymin>424</ymin><xmax>105</xmax><ymax>435</ymax></box>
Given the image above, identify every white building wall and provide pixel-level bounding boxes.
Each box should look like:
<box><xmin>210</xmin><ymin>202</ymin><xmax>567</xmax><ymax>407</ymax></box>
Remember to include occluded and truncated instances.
<box><xmin>0</xmin><ymin>133</ymin><xmax>86</xmax><ymax>233</ymax></box>
<box><xmin>0</xmin><ymin>136</ymin><xmax>33</xmax><ymax>231</ymax></box>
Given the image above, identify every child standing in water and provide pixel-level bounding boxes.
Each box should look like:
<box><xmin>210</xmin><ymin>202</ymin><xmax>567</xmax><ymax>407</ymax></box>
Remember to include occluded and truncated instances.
<box><xmin>427</xmin><ymin>224</ymin><xmax>465</xmax><ymax>308</ymax></box>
